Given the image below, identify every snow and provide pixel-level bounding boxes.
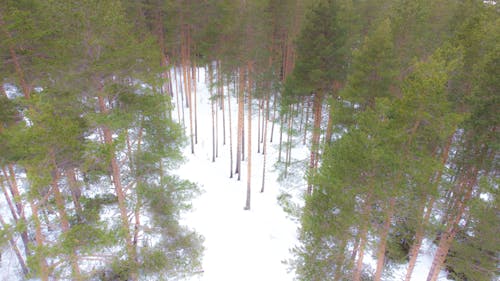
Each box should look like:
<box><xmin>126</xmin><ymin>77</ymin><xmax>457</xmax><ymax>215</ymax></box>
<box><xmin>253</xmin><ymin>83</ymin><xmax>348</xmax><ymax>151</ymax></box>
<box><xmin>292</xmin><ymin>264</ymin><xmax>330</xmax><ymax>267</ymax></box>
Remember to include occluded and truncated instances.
<box><xmin>175</xmin><ymin>67</ymin><xmax>301</xmax><ymax>281</ymax></box>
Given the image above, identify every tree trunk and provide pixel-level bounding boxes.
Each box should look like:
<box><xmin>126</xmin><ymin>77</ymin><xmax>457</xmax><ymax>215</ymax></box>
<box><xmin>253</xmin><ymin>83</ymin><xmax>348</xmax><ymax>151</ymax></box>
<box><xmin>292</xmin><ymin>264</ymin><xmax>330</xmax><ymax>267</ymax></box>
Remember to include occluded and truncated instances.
<box><xmin>98</xmin><ymin>96</ymin><xmax>137</xmax><ymax>281</ymax></box>
<box><xmin>2</xmin><ymin>166</ymin><xmax>30</xmax><ymax>257</ymax></box>
<box><xmin>426</xmin><ymin>167</ymin><xmax>478</xmax><ymax>281</ymax></box>
<box><xmin>405</xmin><ymin>136</ymin><xmax>452</xmax><ymax>281</ymax></box>
<box><xmin>307</xmin><ymin>92</ymin><xmax>323</xmax><ymax>195</ymax></box>
<box><xmin>261</xmin><ymin>93</ymin><xmax>269</xmax><ymax>193</ymax></box>
<box><xmin>353</xmin><ymin>190</ymin><xmax>373</xmax><ymax>281</ymax></box>
<box><xmin>374</xmin><ymin>197</ymin><xmax>396</xmax><ymax>281</ymax></box>
<box><xmin>245</xmin><ymin>64</ymin><xmax>252</xmax><ymax>210</ymax></box>
<box><xmin>0</xmin><ymin>13</ymin><xmax>31</xmax><ymax>99</ymax></box>
<box><xmin>50</xmin><ymin>160</ymin><xmax>82</xmax><ymax>281</ymax></box>
<box><xmin>30</xmin><ymin>201</ymin><xmax>49</xmax><ymax>281</ymax></box>
<box><xmin>227</xmin><ymin>78</ymin><xmax>234</xmax><ymax>178</ymax></box>
<box><xmin>0</xmin><ymin>214</ymin><xmax>29</xmax><ymax>276</ymax></box>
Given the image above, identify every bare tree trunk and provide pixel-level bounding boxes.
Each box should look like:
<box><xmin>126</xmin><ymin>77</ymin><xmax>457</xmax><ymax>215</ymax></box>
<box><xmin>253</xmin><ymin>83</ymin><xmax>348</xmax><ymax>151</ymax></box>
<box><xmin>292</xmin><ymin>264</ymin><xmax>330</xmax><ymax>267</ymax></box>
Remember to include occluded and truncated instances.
<box><xmin>270</xmin><ymin>92</ymin><xmax>277</xmax><ymax>143</ymax></box>
<box><xmin>0</xmin><ymin>13</ymin><xmax>31</xmax><ymax>99</ymax></box>
<box><xmin>307</xmin><ymin>92</ymin><xmax>323</xmax><ymax>195</ymax></box>
<box><xmin>236</xmin><ymin>68</ymin><xmax>245</xmax><ymax>180</ymax></box>
<box><xmin>2</xmin><ymin>166</ymin><xmax>29</xmax><ymax>257</ymax></box>
<box><xmin>65</xmin><ymin>169</ymin><xmax>83</xmax><ymax>217</ymax></box>
<box><xmin>374</xmin><ymin>197</ymin><xmax>396</xmax><ymax>281</ymax></box>
<box><xmin>278</xmin><ymin>113</ymin><xmax>284</xmax><ymax>162</ymax></box>
<box><xmin>98</xmin><ymin>96</ymin><xmax>138</xmax><ymax>281</ymax></box>
<box><xmin>303</xmin><ymin>97</ymin><xmax>310</xmax><ymax>145</ymax></box>
<box><xmin>244</xmin><ymin>65</ymin><xmax>252</xmax><ymax>210</ymax></box>
<box><xmin>0</xmin><ymin>214</ymin><xmax>29</xmax><ymax>276</ymax></box>
<box><xmin>30</xmin><ymin>201</ymin><xmax>49</xmax><ymax>281</ymax></box>
<box><xmin>405</xmin><ymin>136</ymin><xmax>452</xmax><ymax>281</ymax></box>
<box><xmin>353</xmin><ymin>191</ymin><xmax>373</xmax><ymax>281</ymax></box>
<box><xmin>192</xmin><ymin>65</ymin><xmax>198</xmax><ymax>145</ymax></box>
<box><xmin>261</xmin><ymin>93</ymin><xmax>269</xmax><ymax>193</ymax></box>
<box><xmin>50</xmin><ymin>159</ymin><xmax>82</xmax><ymax>281</ymax></box>
<box><xmin>219</xmin><ymin>62</ymin><xmax>226</xmax><ymax>145</ymax></box>
<box><xmin>228</xmin><ymin>77</ymin><xmax>234</xmax><ymax>178</ymax></box>
<box><xmin>426</xmin><ymin>167</ymin><xmax>477</xmax><ymax>281</ymax></box>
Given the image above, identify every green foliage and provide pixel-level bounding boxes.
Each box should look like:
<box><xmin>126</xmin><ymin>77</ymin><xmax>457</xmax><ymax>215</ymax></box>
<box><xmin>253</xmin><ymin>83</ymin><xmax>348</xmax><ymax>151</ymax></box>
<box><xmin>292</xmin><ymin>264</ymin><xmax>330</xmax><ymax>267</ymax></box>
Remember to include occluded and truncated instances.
<box><xmin>285</xmin><ymin>0</ymin><xmax>350</xmax><ymax>101</ymax></box>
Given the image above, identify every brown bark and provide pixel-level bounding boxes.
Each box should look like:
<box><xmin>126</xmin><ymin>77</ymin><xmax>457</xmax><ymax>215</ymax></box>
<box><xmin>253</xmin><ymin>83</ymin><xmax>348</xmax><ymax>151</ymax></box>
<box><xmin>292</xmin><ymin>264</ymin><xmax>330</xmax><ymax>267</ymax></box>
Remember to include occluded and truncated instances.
<box><xmin>0</xmin><ymin>13</ymin><xmax>31</xmax><ymax>99</ymax></box>
<box><xmin>2</xmin><ymin>166</ymin><xmax>30</xmax><ymax>257</ymax></box>
<box><xmin>65</xmin><ymin>169</ymin><xmax>83</xmax><ymax>217</ymax></box>
<box><xmin>98</xmin><ymin>96</ymin><xmax>137</xmax><ymax>281</ymax></box>
<box><xmin>374</xmin><ymin>197</ymin><xmax>396</xmax><ymax>281</ymax></box>
<box><xmin>426</xmin><ymin>167</ymin><xmax>478</xmax><ymax>281</ymax></box>
<box><xmin>30</xmin><ymin>201</ymin><xmax>49</xmax><ymax>281</ymax></box>
<box><xmin>353</xmin><ymin>190</ymin><xmax>373</xmax><ymax>281</ymax></box>
<box><xmin>405</xmin><ymin>136</ymin><xmax>453</xmax><ymax>281</ymax></box>
<box><xmin>50</xmin><ymin>159</ymin><xmax>82</xmax><ymax>280</ymax></box>
<box><xmin>0</xmin><ymin>214</ymin><xmax>29</xmax><ymax>276</ymax></box>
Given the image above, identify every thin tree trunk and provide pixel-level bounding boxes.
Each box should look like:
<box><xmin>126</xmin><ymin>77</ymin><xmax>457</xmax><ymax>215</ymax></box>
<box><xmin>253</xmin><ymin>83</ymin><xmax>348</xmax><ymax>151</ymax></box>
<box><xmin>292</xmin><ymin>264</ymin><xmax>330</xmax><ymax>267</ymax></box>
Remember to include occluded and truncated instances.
<box><xmin>98</xmin><ymin>96</ymin><xmax>137</xmax><ymax>281</ymax></box>
<box><xmin>405</xmin><ymin>136</ymin><xmax>453</xmax><ymax>281</ymax></box>
<box><xmin>353</xmin><ymin>190</ymin><xmax>373</xmax><ymax>281</ymax></box>
<box><xmin>244</xmin><ymin>65</ymin><xmax>252</xmax><ymax>210</ymax></box>
<box><xmin>303</xmin><ymin>97</ymin><xmax>310</xmax><ymax>145</ymax></box>
<box><xmin>2</xmin><ymin>166</ymin><xmax>29</xmax><ymax>257</ymax></box>
<box><xmin>0</xmin><ymin>214</ymin><xmax>29</xmax><ymax>276</ymax></box>
<box><xmin>257</xmin><ymin>99</ymin><xmax>261</xmax><ymax>153</ymax></box>
<box><xmin>426</xmin><ymin>167</ymin><xmax>478</xmax><ymax>281</ymax></box>
<box><xmin>374</xmin><ymin>197</ymin><xmax>396</xmax><ymax>281</ymax></box>
<box><xmin>30</xmin><ymin>201</ymin><xmax>49</xmax><ymax>281</ymax></box>
<box><xmin>236</xmin><ymin>68</ymin><xmax>245</xmax><ymax>180</ymax></box>
<box><xmin>278</xmin><ymin>113</ymin><xmax>284</xmax><ymax>162</ymax></box>
<box><xmin>270</xmin><ymin>92</ymin><xmax>277</xmax><ymax>143</ymax></box>
<box><xmin>261</xmin><ymin>93</ymin><xmax>269</xmax><ymax>193</ymax></box>
<box><xmin>228</xmin><ymin>78</ymin><xmax>234</xmax><ymax>178</ymax></box>
<box><xmin>0</xmin><ymin>13</ymin><xmax>31</xmax><ymax>99</ymax></box>
<box><xmin>219</xmin><ymin>61</ymin><xmax>226</xmax><ymax>145</ymax></box>
<box><xmin>50</xmin><ymin>159</ymin><xmax>81</xmax><ymax>280</ymax></box>
<box><xmin>307</xmin><ymin>92</ymin><xmax>323</xmax><ymax>195</ymax></box>
<box><xmin>192</xmin><ymin>65</ymin><xmax>198</xmax><ymax>145</ymax></box>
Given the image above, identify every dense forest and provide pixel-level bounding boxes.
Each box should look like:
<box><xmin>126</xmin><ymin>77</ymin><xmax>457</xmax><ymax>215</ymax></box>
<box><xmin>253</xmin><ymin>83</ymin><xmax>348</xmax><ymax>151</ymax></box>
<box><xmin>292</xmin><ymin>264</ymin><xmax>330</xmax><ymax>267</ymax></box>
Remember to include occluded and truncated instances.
<box><xmin>0</xmin><ymin>0</ymin><xmax>498</xmax><ymax>280</ymax></box>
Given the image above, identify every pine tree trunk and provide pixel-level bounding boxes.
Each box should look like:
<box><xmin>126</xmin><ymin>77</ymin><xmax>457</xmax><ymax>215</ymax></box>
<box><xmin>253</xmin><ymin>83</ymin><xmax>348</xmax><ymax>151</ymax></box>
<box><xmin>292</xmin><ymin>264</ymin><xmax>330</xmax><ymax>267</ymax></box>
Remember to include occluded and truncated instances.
<box><xmin>219</xmin><ymin>62</ymin><xmax>226</xmax><ymax>145</ymax></box>
<box><xmin>426</xmin><ymin>167</ymin><xmax>478</xmax><ymax>281</ymax></box>
<box><xmin>0</xmin><ymin>13</ymin><xmax>31</xmax><ymax>99</ymax></box>
<box><xmin>353</xmin><ymin>190</ymin><xmax>373</xmax><ymax>281</ymax></box>
<box><xmin>270</xmin><ymin>92</ymin><xmax>277</xmax><ymax>143</ymax></box>
<box><xmin>261</xmin><ymin>93</ymin><xmax>269</xmax><ymax>193</ymax></box>
<box><xmin>2</xmin><ymin>166</ymin><xmax>30</xmax><ymax>257</ymax></box>
<box><xmin>65</xmin><ymin>169</ymin><xmax>83</xmax><ymax>217</ymax></box>
<box><xmin>0</xmin><ymin>214</ymin><xmax>29</xmax><ymax>276</ymax></box>
<box><xmin>307</xmin><ymin>92</ymin><xmax>323</xmax><ymax>195</ymax></box>
<box><xmin>245</xmin><ymin>64</ymin><xmax>252</xmax><ymax>210</ymax></box>
<box><xmin>257</xmin><ymin>99</ymin><xmax>261</xmax><ymax>153</ymax></box>
<box><xmin>192</xmin><ymin>65</ymin><xmax>198</xmax><ymax>145</ymax></box>
<box><xmin>228</xmin><ymin>78</ymin><xmax>234</xmax><ymax>178</ymax></box>
<box><xmin>50</xmin><ymin>159</ymin><xmax>82</xmax><ymax>280</ymax></box>
<box><xmin>30</xmin><ymin>201</ymin><xmax>49</xmax><ymax>281</ymax></box>
<box><xmin>405</xmin><ymin>136</ymin><xmax>452</xmax><ymax>281</ymax></box>
<box><xmin>303</xmin><ymin>97</ymin><xmax>310</xmax><ymax>145</ymax></box>
<box><xmin>212</xmin><ymin>95</ymin><xmax>216</xmax><ymax>162</ymax></box>
<box><xmin>236</xmin><ymin>68</ymin><xmax>245</xmax><ymax>180</ymax></box>
<box><xmin>98</xmin><ymin>96</ymin><xmax>137</xmax><ymax>281</ymax></box>
<box><xmin>374</xmin><ymin>197</ymin><xmax>396</xmax><ymax>281</ymax></box>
